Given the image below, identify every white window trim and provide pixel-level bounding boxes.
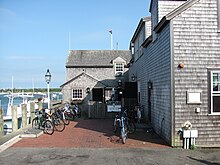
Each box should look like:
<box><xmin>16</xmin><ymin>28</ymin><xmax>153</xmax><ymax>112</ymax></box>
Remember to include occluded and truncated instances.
<box><xmin>72</xmin><ymin>88</ymin><xmax>83</xmax><ymax>100</ymax></box>
<box><xmin>210</xmin><ymin>70</ymin><xmax>220</xmax><ymax>115</ymax></box>
<box><xmin>114</xmin><ymin>63</ymin><xmax>124</xmax><ymax>75</ymax></box>
<box><xmin>218</xmin><ymin>0</ymin><xmax>220</xmax><ymax>32</ymax></box>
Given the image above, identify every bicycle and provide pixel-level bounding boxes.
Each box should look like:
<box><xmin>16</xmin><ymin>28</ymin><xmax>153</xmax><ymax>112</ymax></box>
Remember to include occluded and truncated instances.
<box><xmin>47</xmin><ymin>110</ymin><xmax>65</xmax><ymax>132</ymax></box>
<box><xmin>113</xmin><ymin>109</ymin><xmax>136</xmax><ymax>144</ymax></box>
<box><xmin>32</xmin><ymin>109</ymin><xmax>54</xmax><ymax>135</ymax></box>
<box><xmin>54</xmin><ymin>107</ymin><xmax>70</xmax><ymax>125</ymax></box>
<box><xmin>120</xmin><ymin>111</ymin><xmax>127</xmax><ymax>144</ymax></box>
<box><xmin>113</xmin><ymin>109</ymin><xmax>136</xmax><ymax>134</ymax></box>
<box><xmin>62</xmin><ymin>103</ymin><xmax>76</xmax><ymax>120</ymax></box>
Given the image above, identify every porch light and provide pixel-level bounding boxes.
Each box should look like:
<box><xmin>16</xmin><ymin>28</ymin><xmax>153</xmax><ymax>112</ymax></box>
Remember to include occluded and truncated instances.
<box><xmin>148</xmin><ymin>80</ymin><xmax>153</xmax><ymax>90</ymax></box>
<box><xmin>131</xmin><ymin>74</ymin><xmax>136</xmax><ymax>81</ymax></box>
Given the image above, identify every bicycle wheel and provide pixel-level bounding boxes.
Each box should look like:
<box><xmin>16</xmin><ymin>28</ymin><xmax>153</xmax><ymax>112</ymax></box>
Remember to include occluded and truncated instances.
<box><xmin>44</xmin><ymin>120</ymin><xmax>54</xmax><ymax>135</ymax></box>
<box><xmin>76</xmin><ymin>107</ymin><xmax>82</xmax><ymax>118</ymax></box>
<box><xmin>32</xmin><ymin>118</ymin><xmax>39</xmax><ymax>129</ymax></box>
<box><xmin>53</xmin><ymin>117</ymin><xmax>65</xmax><ymax>132</ymax></box>
<box><xmin>62</xmin><ymin>116</ymin><xmax>70</xmax><ymax>125</ymax></box>
<box><xmin>121</xmin><ymin>129</ymin><xmax>126</xmax><ymax>144</ymax></box>
<box><xmin>113</xmin><ymin>120</ymin><xmax>120</xmax><ymax>133</ymax></box>
<box><xmin>127</xmin><ymin>120</ymin><xmax>136</xmax><ymax>134</ymax></box>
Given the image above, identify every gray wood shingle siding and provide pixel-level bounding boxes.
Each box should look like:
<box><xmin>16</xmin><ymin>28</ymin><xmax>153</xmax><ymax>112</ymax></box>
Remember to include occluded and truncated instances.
<box><xmin>61</xmin><ymin>50</ymin><xmax>131</xmax><ymax>106</ymax></box>
<box><xmin>173</xmin><ymin>0</ymin><xmax>220</xmax><ymax>146</ymax></box>
<box><xmin>131</xmin><ymin>0</ymin><xmax>220</xmax><ymax>147</ymax></box>
<box><xmin>130</xmin><ymin>23</ymin><xmax>172</xmax><ymax>144</ymax></box>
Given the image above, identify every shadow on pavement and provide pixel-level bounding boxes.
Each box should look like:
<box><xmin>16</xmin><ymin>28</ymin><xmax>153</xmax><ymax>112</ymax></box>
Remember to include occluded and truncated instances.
<box><xmin>188</xmin><ymin>156</ymin><xmax>220</xmax><ymax>165</ymax></box>
<box><xmin>74</xmin><ymin>118</ymin><xmax>169</xmax><ymax>147</ymax></box>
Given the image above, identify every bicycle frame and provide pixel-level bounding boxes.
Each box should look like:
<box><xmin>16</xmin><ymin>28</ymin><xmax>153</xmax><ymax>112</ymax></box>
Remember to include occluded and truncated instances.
<box><xmin>120</xmin><ymin>113</ymin><xmax>127</xmax><ymax>144</ymax></box>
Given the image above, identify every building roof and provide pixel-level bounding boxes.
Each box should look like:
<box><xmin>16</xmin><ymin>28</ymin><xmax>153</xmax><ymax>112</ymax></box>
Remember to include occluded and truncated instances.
<box><xmin>66</xmin><ymin>50</ymin><xmax>131</xmax><ymax>68</ymax></box>
<box><xmin>130</xmin><ymin>17</ymin><xmax>151</xmax><ymax>43</ymax></box>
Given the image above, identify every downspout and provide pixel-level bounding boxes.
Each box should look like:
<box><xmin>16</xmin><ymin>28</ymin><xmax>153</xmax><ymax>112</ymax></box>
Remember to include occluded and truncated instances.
<box><xmin>170</xmin><ymin>20</ymin><xmax>175</xmax><ymax>147</ymax></box>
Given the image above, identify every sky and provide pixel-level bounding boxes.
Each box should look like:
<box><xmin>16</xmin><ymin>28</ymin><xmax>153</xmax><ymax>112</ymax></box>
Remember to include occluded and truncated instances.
<box><xmin>0</xmin><ymin>0</ymin><xmax>151</xmax><ymax>89</ymax></box>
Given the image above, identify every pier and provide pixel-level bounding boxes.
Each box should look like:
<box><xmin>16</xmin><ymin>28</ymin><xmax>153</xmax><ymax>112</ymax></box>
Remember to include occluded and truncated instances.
<box><xmin>0</xmin><ymin>100</ymin><xmax>62</xmax><ymax>138</ymax></box>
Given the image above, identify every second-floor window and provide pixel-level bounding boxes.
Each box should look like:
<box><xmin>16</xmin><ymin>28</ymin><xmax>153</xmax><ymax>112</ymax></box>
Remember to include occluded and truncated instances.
<box><xmin>210</xmin><ymin>71</ymin><xmax>220</xmax><ymax>114</ymax></box>
<box><xmin>115</xmin><ymin>63</ymin><xmax>124</xmax><ymax>76</ymax></box>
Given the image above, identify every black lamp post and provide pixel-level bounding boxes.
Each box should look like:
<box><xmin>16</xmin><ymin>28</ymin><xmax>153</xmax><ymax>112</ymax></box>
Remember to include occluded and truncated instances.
<box><xmin>45</xmin><ymin>69</ymin><xmax>51</xmax><ymax>109</ymax></box>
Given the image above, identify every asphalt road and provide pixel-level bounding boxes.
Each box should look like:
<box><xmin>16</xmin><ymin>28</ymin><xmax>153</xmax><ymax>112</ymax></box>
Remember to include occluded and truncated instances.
<box><xmin>0</xmin><ymin>147</ymin><xmax>220</xmax><ymax>165</ymax></box>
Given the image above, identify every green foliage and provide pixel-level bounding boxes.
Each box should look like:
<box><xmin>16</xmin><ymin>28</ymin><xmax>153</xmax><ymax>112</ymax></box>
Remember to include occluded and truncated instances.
<box><xmin>190</xmin><ymin>144</ymin><xmax>197</xmax><ymax>150</ymax></box>
<box><xmin>0</xmin><ymin>88</ymin><xmax>61</xmax><ymax>93</ymax></box>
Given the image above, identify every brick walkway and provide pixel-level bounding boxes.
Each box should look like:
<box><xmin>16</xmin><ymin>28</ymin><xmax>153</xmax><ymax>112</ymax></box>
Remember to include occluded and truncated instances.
<box><xmin>11</xmin><ymin>119</ymin><xmax>170</xmax><ymax>148</ymax></box>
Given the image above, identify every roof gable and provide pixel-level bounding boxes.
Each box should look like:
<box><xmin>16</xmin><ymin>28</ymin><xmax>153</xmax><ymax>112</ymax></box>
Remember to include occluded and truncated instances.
<box><xmin>112</xmin><ymin>57</ymin><xmax>126</xmax><ymax>64</ymax></box>
<box><xmin>60</xmin><ymin>72</ymin><xmax>107</xmax><ymax>88</ymax></box>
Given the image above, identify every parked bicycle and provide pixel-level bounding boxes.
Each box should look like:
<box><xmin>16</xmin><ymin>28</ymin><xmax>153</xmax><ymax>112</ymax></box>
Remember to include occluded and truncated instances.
<box><xmin>113</xmin><ymin>109</ymin><xmax>136</xmax><ymax>144</ymax></box>
<box><xmin>47</xmin><ymin>110</ymin><xmax>65</xmax><ymax>132</ymax></box>
<box><xmin>32</xmin><ymin>109</ymin><xmax>54</xmax><ymax>135</ymax></box>
<box><xmin>113</xmin><ymin>109</ymin><xmax>136</xmax><ymax>134</ymax></box>
<box><xmin>70</xmin><ymin>102</ymin><xmax>82</xmax><ymax>118</ymax></box>
<box><xmin>120</xmin><ymin>111</ymin><xmax>127</xmax><ymax>144</ymax></box>
<box><xmin>62</xmin><ymin>102</ymin><xmax>82</xmax><ymax>120</ymax></box>
<box><xmin>54</xmin><ymin>107</ymin><xmax>70</xmax><ymax>125</ymax></box>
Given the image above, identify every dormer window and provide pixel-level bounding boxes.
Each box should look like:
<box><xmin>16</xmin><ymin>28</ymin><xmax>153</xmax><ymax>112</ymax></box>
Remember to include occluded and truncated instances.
<box><xmin>112</xmin><ymin>57</ymin><xmax>126</xmax><ymax>77</ymax></box>
<box><xmin>115</xmin><ymin>63</ymin><xmax>124</xmax><ymax>76</ymax></box>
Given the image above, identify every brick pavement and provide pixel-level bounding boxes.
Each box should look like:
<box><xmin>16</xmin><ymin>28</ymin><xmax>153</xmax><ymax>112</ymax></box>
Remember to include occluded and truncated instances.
<box><xmin>11</xmin><ymin>118</ymin><xmax>170</xmax><ymax>148</ymax></box>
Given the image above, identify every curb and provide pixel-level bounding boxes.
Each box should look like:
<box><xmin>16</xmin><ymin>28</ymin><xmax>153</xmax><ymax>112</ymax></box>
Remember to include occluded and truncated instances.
<box><xmin>0</xmin><ymin>128</ymin><xmax>43</xmax><ymax>153</ymax></box>
<box><xmin>20</xmin><ymin>130</ymin><xmax>43</xmax><ymax>138</ymax></box>
<box><xmin>0</xmin><ymin>135</ymin><xmax>21</xmax><ymax>153</ymax></box>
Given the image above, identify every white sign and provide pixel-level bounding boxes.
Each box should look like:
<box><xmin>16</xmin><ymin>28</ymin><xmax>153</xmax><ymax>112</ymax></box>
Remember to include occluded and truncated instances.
<box><xmin>107</xmin><ymin>105</ymin><xmax>121</xmax><ymax>112</ymax></box>
<box><xmin>187</xmin><ymin>91</ymin><xmax>202</xmax><ymax>104</ymax></box>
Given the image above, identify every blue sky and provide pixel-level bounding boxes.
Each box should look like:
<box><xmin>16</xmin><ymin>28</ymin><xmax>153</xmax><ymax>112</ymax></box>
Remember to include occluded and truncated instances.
<box><xmin>0</xmin><ymin>0</ymin><xmax>150</xmax><ymax>89</ymax></box>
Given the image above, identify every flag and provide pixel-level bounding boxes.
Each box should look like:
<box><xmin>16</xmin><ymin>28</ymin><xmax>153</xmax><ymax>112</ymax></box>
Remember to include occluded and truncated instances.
<box><xmin>109</xmin><ymin>29</ymin><xmax>112</xmax><ymax>34</ymax></box>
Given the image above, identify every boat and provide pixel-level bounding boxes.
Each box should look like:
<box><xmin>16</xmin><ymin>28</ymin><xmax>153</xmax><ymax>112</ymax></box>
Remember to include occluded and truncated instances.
<box><xmin>3</xmin><ymin>93</ymin><xmax>35</xmax><ymax>134</ymax></box>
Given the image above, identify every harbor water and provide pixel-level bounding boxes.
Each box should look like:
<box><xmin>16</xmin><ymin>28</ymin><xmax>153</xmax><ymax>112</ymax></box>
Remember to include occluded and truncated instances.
<box><xmin>0</xmin><ymin>93</ymin><xmax>62</xmax><ymax>116</ymax></box>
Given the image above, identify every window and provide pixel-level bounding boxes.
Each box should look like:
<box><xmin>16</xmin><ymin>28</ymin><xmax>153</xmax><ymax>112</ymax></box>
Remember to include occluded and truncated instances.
<box><xmin>211</xmin><ymin>71</ymin><xmax>220</xmax><ymax>114</ymax></box>
<box><xmin>115</xmin><ymin>63</ymin><xmax>124</xmax><ymax>76</ymax></box>
<box><xmin>72</xmin><ymin>89</ymin><xmax>83</xmax><ymax>100</ymax></box>
<box><xmin>115</xmin><ymin>63</ymin><xmax>123</xmax><ymax>72</ymax></box>
<box><xmin>105</xmin><ymin>89</ymin><xmax>112</xmax><ymax>102</ymax></box>
<box><xmin>218</xmin><ymin>0</ymin><xmax>220</xmax><ymax>32</ymax></box>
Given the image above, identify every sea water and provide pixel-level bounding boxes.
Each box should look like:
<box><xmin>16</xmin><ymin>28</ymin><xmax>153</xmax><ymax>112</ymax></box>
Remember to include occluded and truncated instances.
<box><xmin>0</xmin><ymin>93</ymin><xmax>62</xmax><ymax>116</ymax></box>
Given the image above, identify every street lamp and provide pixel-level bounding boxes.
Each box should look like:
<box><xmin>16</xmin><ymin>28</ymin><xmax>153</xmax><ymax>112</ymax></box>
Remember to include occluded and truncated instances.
<box><xmin>45</xmin><ymin>69</ymin><xmax>51</xmax><ymax>109</ymax></box>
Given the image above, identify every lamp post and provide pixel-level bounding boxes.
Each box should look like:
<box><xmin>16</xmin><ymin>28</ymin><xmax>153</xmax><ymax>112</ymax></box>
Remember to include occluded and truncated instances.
<box><xmin>45</xmin><ymin>69</ymin><xmax>51</xmax><ymax>110</ymax></box>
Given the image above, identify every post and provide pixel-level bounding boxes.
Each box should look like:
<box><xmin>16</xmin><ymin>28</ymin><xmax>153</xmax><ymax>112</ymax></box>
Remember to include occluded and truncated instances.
<box><xmin>30</xmin><ymin>102</ymin><xmax>35</xmax><ymax>122</ymax></box>
<box><xmin>0</xmin><ymin>108</ymin><xmax>3</xmax><ymax>138</ymax></box>
<box><xmin>21</xmin><ymin>104</ymin><xmax>27</xmax><ymax>128</ymax></box>
<box><xmin>45</xmin><ymin>69</ymin><xmax>51</xmax><ymax>110</ymax></box>
<box><xmin>88</xmin><ymin>100</ymin><xmax>91</xmax><ymax>118</ymax></box>
<box><xmin>111</xmin><ymin>32</ymin><xmax>113</xmax><ymax>50</ymax></box>
<box><xmin>38</xmin><ymin>101</ymin><xmax>43</xmax><ymax>111</ymax></box>
<box><xmin>109</xmin><ymin>30</ymin><xmax>113</xmax><ymax>50</ymax></box>
<box><xmin>12</xmin><ymin>105</ymin><xmax>18</xmax><ymax>132</ymax></box>
<box><xmin>47</xmin><ymin>83</ymin><xmax>50</xmax><ymax>109</ymax></box>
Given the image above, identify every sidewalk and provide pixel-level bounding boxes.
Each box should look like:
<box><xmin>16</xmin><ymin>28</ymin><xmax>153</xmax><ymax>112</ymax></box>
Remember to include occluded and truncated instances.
<box><xmin>9</xmin><ymin>118</ymin><xmax>169</xmax><ymax>149</ymax></box>
<box><xmin>0</xmin><ymin>125</ymin><xmax>42</xmax><ymax>152</ymax></box>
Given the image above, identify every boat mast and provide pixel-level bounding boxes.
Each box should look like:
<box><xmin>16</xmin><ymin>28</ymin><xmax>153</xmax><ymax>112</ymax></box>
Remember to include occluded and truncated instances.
<box><xmin>10</xmin><ymin>76</ymin><xmax>14</xmax><ymax>106</ymax></box>
<box><xmin>32</xmin><ymin>78</ymin><xmax>34</xmax><ymax>95</ymax></box>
